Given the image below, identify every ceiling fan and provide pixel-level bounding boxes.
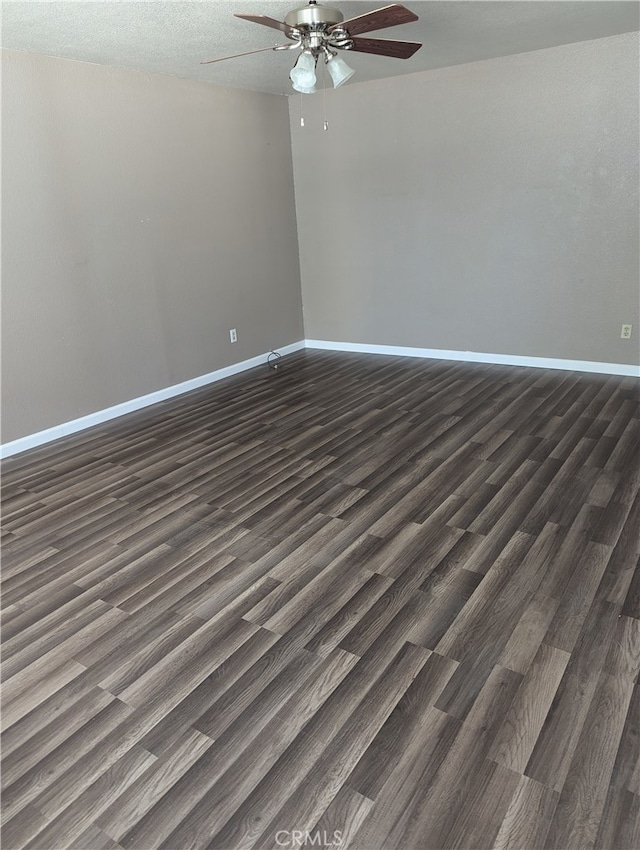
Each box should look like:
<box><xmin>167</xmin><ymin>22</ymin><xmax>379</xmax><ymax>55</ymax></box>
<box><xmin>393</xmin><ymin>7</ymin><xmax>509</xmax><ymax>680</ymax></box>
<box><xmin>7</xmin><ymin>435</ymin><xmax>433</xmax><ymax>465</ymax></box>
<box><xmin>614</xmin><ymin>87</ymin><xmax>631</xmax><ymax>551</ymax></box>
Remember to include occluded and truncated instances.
<box><xmin>201</xmin><ymin>2</ymin><xmax>422</xmax><ymax>93</ymax></box>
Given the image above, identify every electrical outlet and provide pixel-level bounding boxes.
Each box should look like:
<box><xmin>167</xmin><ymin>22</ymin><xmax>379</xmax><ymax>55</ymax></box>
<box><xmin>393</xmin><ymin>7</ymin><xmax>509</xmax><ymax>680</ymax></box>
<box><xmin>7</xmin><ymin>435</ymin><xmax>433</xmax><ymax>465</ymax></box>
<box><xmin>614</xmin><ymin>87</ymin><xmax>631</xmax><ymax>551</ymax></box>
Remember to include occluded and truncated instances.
<box><xmin>621</xmin><ymin>324</ymin><xmax>633</xmax><ymax>339</ymax></box>
<box><xmin>229</xmin><ymin>328</ymin><xmax>237</xmax><ymax>343</ymax></box>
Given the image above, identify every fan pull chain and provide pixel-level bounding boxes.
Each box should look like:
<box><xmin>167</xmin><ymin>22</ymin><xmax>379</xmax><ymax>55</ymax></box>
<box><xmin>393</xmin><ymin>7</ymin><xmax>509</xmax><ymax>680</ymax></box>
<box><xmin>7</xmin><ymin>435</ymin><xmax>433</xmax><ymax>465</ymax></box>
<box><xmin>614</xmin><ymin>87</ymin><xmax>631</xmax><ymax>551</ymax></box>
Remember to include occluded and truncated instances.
<box><xmin>322</xmin><ymin>60</ymin><xmax>328</xmax><ymax>131</ymax></box>
<box><xmin>300</xmin><ymin>93</ymin><xmax>304</xmax><ymax>127</ymax></box>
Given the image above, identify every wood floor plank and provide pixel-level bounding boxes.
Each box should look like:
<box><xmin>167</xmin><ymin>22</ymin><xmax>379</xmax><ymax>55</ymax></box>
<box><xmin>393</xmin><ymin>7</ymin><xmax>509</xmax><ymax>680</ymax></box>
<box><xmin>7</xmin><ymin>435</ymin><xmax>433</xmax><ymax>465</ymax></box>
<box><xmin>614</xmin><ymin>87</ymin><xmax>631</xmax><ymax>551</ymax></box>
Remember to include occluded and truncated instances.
<box><xmin>95</xmin><ymin>728</ymin><xmax>213</xmax><ymax>841</ymax></box>
<box><xmin>207</xmin><ymin>642</ymin><xmax>430</xmax><ymax>850</ymax></box>
<box><xmin>489</xmin><ymin>642</ymin><xmax>571</xmax><ymax>774</ymax></box>
<box><xmin>498</xmin><ymin>591</ymin><xmax>561</xmax><ymax>675</ymax></box>
<box><xmin>0</xmin><ymin>802</ymin><xmax>50</xmax><ymax>850</ymax></box>
<box><xmin>346</xmin><ymin>650</ymin><xmax>458</xmax><ymax>800</ymax></box>
<box><xmin>1</xmin><ymin>658</ymin><xmax>88</xmax><ymax>731</ymax></box>
<box><xmin>253</xmin><ymin>557</ymin><xmax>375</xmax><ymax>643</ymax></box>
<box><xmin>593</xmin><ymin>785</ymin><xmax>640</xmax><ymax>850</ymax></box>
<box><xmin>444</xmin><ymin>759</ymin><xmax>522</xmax><ymax>850</ymax></box>
<box><xmin>349</xmin><ymin>706</ymin><xmax>461</xmax><ymax>850</ymax></box>
<box><xmin>2</xmin><ymin>599</ymin><xmax>122</xmax><ymax>683</ymax></box>
<box><xmin>2</xmin><ymin>698</ymin><xmax>135</xmax><ymax>822</ymax></box>
<box><xmin>492</xmin><ymin>774</ymin><xmax>559</xmax><ymax>850</ymax></box>
<box><xmin>622</xmin><ymin>555</ymin><xmax>640</xmax><ymax>619</ymax></box>
<box><xmin>524</xmin><ymin>598</ymin><xmax>621</xmax><ymax>792</ymax></box>
<box><xmin>606</xmin><ymin>679</ymin><xmax>640</xmax><ymax>797</ymax></box>
<box><xmin>544</xmin><ymin>672</ymin><xmax>635</xmax><ymax>849</ymax></box>
<box><xmin>605</xmin><ymin>614</ymin><xmax>640</xmax><ymax>683</ymax></box>
<box><xmin>1</xmin><ymin>350</ymin><xmax>637</xmax><ymax>850</ymax></box>
<box><xmin>434</xmin><ymin>531</ymin><xmax>537</xmax><ymax>662</ymax></box>
<box><xmin>22</xmin><ymin>745</ymin><xmax>157</xmax><ymax>850</ymax></box>
<box><xmin>96</xmin><ymin>610</ymin><xmax>221</xmax><ymax>697</ymax></box>
<box><xmin>192</xmin><ymin>633</ymin><xmax>321</xmax><ymax>741</ymax></box>
<box><xmin>121</xmin><ymin>648</ymin><xmax>356</xmax><ymax>849</ymax></box>
<box><xmin>2</xmin><ymin>541</ymin><xmax>122</xmax><ymax>616</ymax></box>
<box><xmin>163</xmin><ymin>647</ymin><xmax>362</xmax><ymax>850</ymax></box>
<box><xmin>2</xmin><ymin>589</ymin><xmax>116</xmax><ymax>662</ymax></box>
<box><xmin>1</xmin><ymin>686</ymin><xmax>115</xmax><ymax>789</ymax></box>
<box><xmin>338</xmin><ymin>530</ymin><xmax>463</xmax><ymax>658</ymax></box>
<box><xmin>303</xmin><ymin>571</ymin><xmax>395</xmax><ymax>657</ymax></box>
<box><xmin>0</xmin><ymin>671</ymin><xmax>117</xmax><ymax>760</ymax></box>
<box><xmin>117</xmin><ymin>616</ymin><xmax>259</xmax><ymax>709</ymax></box>
<box><xmin>382</xmin><ymin>664</ymin><xmax>523</xmax><ymax>850</ymax></box>
<box><xmin>313</xmin><ymin>785</ymin><xmax>374</xmax><ymax>849</ymax></box>
<box><xmin>407</xmin><ymin>568</ymin><xmax>483</xmax><ymax>651</ymax></box>
<box><xmin>69</xmin><ymin>824</ymin><xmax>126</xmax><ymax>850</ymax></box>
<box><xmin>138</xmin><ymin>628</ymin><xmax>280</xmax><ymax>757</ymax></box>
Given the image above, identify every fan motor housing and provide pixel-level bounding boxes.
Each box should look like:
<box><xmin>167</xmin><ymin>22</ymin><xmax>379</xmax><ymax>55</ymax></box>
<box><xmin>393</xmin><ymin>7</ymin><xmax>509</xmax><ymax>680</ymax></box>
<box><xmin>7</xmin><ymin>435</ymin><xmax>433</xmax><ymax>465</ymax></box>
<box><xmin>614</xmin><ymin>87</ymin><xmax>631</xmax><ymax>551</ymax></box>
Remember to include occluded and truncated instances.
<box><xmin>284</xmin><ymin>3</ymin><xmax>344</xmax><ymax>29</ymax></box>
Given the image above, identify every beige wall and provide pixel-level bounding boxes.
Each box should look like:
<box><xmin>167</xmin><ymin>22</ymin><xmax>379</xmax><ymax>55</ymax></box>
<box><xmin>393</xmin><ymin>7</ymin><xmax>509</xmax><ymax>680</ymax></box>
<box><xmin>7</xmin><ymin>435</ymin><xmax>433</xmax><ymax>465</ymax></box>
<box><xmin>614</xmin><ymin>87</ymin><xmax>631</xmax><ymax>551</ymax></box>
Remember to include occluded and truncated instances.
<box><xmin>2</xmin><ymin>50</ymin><xmax>303</xmax><ymax>442</ymax></box>
<box><xmin>290</xmin><ymin>33</ymin><xmax>640</xmax><ymax>366</ymax></box>
<box><xmin>3</xmin><ymin>34</ymin><xmax>638</xmax><ymax>444</ymax></box>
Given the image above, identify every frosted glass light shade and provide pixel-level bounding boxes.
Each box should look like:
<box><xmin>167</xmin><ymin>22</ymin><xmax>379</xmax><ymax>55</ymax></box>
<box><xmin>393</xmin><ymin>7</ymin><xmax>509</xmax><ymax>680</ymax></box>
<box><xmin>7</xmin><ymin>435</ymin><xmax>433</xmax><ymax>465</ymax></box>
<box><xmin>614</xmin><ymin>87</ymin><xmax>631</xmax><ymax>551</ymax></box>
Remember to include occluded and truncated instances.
<box><xmin>291</xmin><ymin>79</ymin><xmax>317</xmax><ymax>94</ymax></box>
<box><xmin>326</xmin><ymin>55</ymin><xmax>355</xmax><ymax>88</ymax></box>
<box><xmin>290</xmin><ymin>52</ymin><xmax>317</xmax><ymax>89</ymax></box>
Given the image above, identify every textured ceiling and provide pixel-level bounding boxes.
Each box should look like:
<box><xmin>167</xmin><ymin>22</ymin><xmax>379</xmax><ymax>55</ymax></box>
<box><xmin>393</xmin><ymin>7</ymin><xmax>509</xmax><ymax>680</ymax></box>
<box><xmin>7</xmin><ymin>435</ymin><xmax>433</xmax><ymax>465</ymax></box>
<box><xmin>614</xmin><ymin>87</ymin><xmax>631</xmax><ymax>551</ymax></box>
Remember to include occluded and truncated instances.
<box><xmin>2</xmin><ymin>1</ymin><xmax>639</xmax><ymax>95</ymax></box>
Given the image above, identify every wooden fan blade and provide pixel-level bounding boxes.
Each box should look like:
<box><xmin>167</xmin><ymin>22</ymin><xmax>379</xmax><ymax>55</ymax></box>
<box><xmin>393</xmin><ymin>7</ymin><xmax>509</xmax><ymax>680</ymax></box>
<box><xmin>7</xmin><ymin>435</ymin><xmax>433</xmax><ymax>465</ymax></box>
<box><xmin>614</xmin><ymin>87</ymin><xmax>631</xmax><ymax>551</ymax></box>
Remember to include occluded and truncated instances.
<box><xmin>348</xmin><ymin>36</ymin><xmax>422</xmax><ymax>59</ymax></box>
<box><xmin>234</xmin><ymin>13</ymin><xmax>293</xmax><ymax>34</ymax></box>
<box><xmin>330</xmin><ymin>4</ymin><xmax>418</xmax><ymax>37</ymax></box>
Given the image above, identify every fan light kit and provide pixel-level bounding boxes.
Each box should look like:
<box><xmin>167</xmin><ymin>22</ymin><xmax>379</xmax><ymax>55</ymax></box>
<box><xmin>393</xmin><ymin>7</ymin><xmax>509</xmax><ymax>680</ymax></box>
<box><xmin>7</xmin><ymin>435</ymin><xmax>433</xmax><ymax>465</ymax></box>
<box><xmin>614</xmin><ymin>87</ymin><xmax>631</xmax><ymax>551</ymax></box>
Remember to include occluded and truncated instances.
<box><xmin>201</xmin><ymin>2</ymin><xmax>422</xmax><ymax>93</ymax></box>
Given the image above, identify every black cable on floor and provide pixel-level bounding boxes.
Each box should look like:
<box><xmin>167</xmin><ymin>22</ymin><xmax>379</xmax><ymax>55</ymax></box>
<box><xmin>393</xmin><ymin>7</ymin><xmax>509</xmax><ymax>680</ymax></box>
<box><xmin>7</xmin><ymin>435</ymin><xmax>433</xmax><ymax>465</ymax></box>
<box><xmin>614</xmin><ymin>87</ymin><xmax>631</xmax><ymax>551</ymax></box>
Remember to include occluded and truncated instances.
<box><xmin>267</xmin><ymin>350</ymin><xmax>282</xmax><ymax>371</ymax></box>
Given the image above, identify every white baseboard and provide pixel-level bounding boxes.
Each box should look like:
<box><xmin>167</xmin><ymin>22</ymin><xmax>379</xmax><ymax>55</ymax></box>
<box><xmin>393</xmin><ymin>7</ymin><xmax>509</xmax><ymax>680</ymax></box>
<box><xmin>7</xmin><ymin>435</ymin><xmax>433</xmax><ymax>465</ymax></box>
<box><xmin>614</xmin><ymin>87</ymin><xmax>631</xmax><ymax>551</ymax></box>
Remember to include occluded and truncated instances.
<box><xmin>0</xmin><ymin>341</ymin><xmax>305</xmax><ymax>459</ymax></box>
<box><xmin>304</xmin><ymin>339</ymin><xmax>640</xmax><ymax>378</ymax></box>
<box><xmin>3</xmin><ymin>337</ymin><xmax>638</xmax><ymax>459</ymax></box>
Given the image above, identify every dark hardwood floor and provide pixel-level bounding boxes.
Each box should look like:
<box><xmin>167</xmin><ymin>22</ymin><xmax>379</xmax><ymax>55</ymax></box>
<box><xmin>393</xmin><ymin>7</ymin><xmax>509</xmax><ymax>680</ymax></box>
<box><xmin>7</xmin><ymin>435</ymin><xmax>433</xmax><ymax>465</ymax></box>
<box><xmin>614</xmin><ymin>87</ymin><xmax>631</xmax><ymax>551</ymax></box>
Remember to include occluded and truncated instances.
<box><xmin>1</xmin><ymin>349</ymin><xmax>639</xmax><ymax>850</ymax></box>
